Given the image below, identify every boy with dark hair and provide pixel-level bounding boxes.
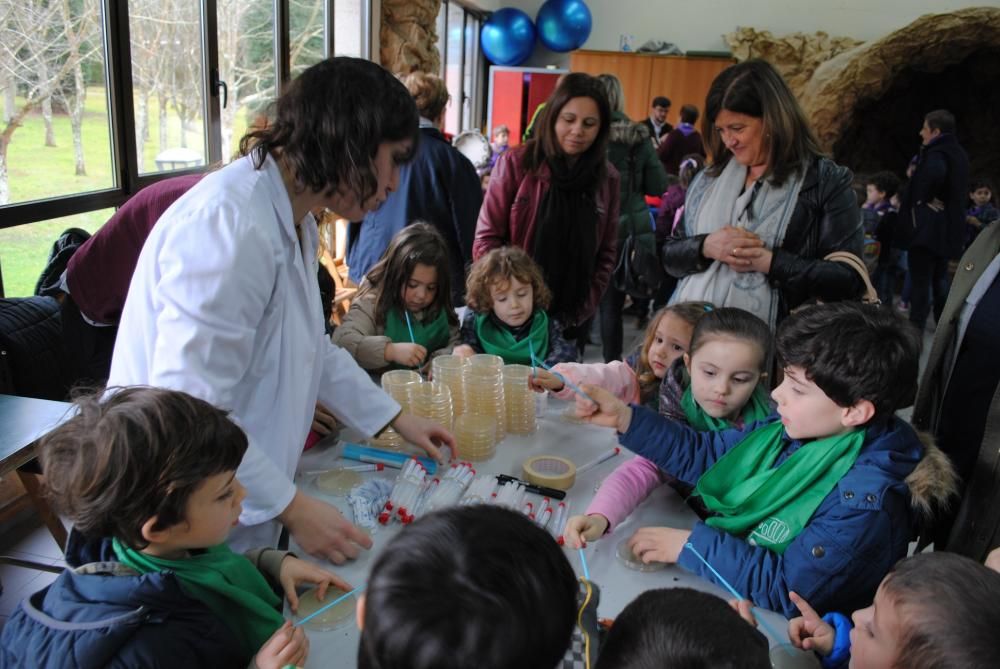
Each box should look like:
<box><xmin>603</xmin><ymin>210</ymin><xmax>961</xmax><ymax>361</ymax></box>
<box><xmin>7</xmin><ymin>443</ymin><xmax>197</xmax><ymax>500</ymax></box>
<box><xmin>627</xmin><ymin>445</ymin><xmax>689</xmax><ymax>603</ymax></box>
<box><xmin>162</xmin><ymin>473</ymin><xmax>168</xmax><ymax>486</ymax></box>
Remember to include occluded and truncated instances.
<box><xmin>578</xmin><ymin>302</ymin><xmax>956</xmax><ymax>618</ymax></box>
<box><xmin>0</xmin><ymin>387</ymin><xmax>348</xmax><ymax>669</ymax></box>
<box><xmin>787</xmin><ymin>551</ymin><xmax>1000</xmax><ymax>668</ymax></box>
<box><xmin>863</xmin><ymin>172</ymin><xmax>905</xmax><ymax>306</ymax></box>
<box><xmin>356</xmin><ymin>505</ymin><xmax>578</xmax><ymax>669</ymax></box>
<box><xmin>595</xmin><ymin>588</ymin><xmax>769</xmax><ymax>669</ymax></box>
<box><xmin>966</xmin><ymin>176</ymin><xmax>998</xmax><ymax>247</ymax></box>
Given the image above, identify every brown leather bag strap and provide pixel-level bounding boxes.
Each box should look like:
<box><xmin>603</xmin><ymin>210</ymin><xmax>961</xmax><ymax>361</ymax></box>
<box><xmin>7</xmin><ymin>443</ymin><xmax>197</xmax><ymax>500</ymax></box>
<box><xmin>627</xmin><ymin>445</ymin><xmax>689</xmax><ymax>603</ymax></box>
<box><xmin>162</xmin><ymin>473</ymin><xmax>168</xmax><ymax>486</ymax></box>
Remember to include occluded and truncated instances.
<box><xmin>823</xmin><ymin>251</ymin><xmax>880</xmax><ymax>305</ymax></box>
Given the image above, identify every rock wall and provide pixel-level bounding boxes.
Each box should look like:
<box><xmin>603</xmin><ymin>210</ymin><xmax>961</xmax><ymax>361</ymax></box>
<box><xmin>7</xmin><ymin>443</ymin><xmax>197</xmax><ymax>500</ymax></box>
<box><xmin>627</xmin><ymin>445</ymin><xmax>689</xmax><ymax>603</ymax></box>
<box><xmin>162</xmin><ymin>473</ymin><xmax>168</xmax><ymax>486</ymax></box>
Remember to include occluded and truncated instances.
<box><xmin>380</xmin><ymin>0</ymin><xmax>441</xmax><ymax>74</ymax></box>
<box><xmin>724</xmin><ymin>27</ymin><xmax>862</xmax><ymax>97</ymax></box>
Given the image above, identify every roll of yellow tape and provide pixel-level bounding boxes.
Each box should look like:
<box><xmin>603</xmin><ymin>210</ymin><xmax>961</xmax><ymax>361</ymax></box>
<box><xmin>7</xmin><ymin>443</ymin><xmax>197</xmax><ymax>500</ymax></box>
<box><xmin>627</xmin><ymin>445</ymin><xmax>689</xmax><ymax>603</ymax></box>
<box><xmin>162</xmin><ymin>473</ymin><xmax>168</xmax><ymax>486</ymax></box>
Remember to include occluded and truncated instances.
<box><xmin>522</xmin><ymin>455</ymin><xmax>576</xmax><ymax>491</ymax></box>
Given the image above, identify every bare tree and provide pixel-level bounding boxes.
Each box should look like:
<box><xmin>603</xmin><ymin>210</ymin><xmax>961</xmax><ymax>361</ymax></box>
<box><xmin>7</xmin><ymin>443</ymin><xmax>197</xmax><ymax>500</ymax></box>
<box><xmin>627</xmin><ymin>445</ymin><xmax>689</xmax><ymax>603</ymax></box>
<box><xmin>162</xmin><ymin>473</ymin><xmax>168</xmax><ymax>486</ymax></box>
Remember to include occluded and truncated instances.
<box><xmin>52</xmin><ymin>0</ymin><xmax>100</xmax><ymax>176</ymax></box>
<box><xmin>0</xmin><ymin>0</ymin><xmax>90</xmax><ymax>204</ymax></box>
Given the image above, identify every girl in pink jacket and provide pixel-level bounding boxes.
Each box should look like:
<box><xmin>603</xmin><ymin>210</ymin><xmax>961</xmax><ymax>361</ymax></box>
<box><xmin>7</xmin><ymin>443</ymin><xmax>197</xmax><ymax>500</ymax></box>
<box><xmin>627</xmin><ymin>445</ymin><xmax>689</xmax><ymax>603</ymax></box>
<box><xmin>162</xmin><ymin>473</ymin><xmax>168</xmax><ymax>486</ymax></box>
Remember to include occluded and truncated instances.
<box><xmin>555</xmin><ymin>307</ymin><xmax>773</xmax><ymax>557</ymax></box>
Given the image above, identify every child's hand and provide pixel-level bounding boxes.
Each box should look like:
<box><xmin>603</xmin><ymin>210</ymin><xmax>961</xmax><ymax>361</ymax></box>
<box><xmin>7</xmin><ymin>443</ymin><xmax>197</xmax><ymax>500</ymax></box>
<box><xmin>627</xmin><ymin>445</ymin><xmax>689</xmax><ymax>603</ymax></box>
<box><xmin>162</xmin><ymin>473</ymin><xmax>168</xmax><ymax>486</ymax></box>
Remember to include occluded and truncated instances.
<box><xmin>452</xmin><ymin>344</ymin><xmax>475</xmax><ymax>358</ymax></box>
<box><xmin>578</xmin><ymin>384</ymin><xmax>633</xmax><ymax>433</ymax></box>
<box><xmin>787</xmin><ymin>591</ymin><xmax>835</xmax><ymax>657</ymax></box>
<box><xmin>255</xmin><ymin>621</ymin><xmax>309</xmax><ymax>669</ymax></box>
<box><xmin>529</xmin><ymin>368</ymin><xmax>564</xmax><ymax>392</ymax></box>
<box><xmin>626</xmin><ymin>526</ymin><xmax>691</xmax><ymax>564</ymax></box>
<box><xmin>985</xmin><ymin>546</ymin><xmax>1000</xmax><ymax>573</ymax></box>
<box><xmin>279</xmin><ymin>556</ymin><xmax>353</xmax><ymax>613</ymax></box>
<box><xmin>563</xmin><ymin>513</ymin><xmax>610</xmax><ymax>548</ymax></box>
<box><xmin>386</xmin><ymin>342</ymin><xmax>427</xmax><ymax>367</ymax></box>
<box><xmin>729</xmin><ymin>599</ymin><xmax>757</xmax><ymax>628</ymax></box>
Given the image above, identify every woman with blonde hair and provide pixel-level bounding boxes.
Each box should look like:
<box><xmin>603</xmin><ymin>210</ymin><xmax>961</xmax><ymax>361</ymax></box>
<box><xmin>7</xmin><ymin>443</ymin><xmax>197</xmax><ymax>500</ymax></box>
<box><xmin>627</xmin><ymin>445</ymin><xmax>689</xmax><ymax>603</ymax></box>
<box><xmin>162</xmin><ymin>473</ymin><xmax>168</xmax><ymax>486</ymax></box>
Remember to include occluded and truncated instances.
<box><xmin>663</xmin><ymin>59</ymin><xmax>863</xmax><ymax>329</ymax></box>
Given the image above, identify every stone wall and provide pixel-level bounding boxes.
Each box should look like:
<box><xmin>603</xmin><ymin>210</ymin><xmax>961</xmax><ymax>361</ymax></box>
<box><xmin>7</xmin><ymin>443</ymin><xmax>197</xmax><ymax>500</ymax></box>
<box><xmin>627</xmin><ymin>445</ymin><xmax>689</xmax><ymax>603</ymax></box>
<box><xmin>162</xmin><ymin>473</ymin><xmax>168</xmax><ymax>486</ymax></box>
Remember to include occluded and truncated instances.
<box><xmin>380</xmin><ymin>0</ymin><xmax>441</xmax><ymax>74</ymax></box>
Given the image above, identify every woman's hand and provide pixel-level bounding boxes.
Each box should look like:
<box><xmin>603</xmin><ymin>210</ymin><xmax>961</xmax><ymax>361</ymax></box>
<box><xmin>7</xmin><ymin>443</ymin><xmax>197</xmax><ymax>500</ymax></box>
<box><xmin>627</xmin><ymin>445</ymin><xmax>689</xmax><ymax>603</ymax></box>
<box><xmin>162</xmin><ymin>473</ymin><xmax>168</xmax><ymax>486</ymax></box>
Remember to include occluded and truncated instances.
<box><xmin>731</xmin><ymin>246</ymin><xmax>773</xmax><ymax>274</ymax></box>
<box><xmin>787</xmin><ymin>591</ymin><xmax>836</xmax><ymax>656</ymax></box>
<box><xmin>279</xmin><ymin>492</ymin><xmax>373</xmax><ymax>564</ymax></box>
<box><xmin>577</xmin><ymin>384</ymin><xmax>633</xmax><ymax>433</ymax></box>
<box><xmin>451</xmin><ymin>344</ymin><xmax>475</xmax><ymax>358</ymax></box>
<box><xmin>529</xmin><ymin>368</ymin><xmax>564</xmax><ymax>392</ymax></box>
<box><xmin>386</xmin><ymin>342</ymin><xmax>427</xmax><ymax>367</ymax></box>
<box><xmin>563</xmin><ymin>513</ymin><xmax>610</xmax><ymax>548</ymax></box>
<box><xmin>702</xmin><ymin>226</ymin><xmax>764</xmax><ymax>267</ymax></box>
<box><xmin>626</xmin><ymin>526</ymin><xmax>691</xmax><ymax>564</ymax></box>
<box><xmin>391</xmin><ymin>412</ymin><xmax>455</xmax><ymax>462</ymax></box>
<box><xmin>255</xmin><ymin>621</ymin><xmax>309</xmax><ymax>669</ymax></box>
<box><xmin>278</xmin><ymin>556</ymin><xmax>353</xmax><ymax>613</ymax></box>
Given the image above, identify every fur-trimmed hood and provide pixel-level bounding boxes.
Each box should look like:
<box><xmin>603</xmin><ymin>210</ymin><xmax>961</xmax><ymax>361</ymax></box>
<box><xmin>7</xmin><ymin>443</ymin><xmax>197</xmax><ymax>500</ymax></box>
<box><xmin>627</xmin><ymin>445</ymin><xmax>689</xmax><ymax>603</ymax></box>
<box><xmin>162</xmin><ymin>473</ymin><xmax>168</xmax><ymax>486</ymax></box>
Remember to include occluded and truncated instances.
<box><xmin>907</xmin><ymin>429</ymin><xmax>959</xmax><ymax>519</ymax></box>
<box><xmin>609</xmin><ymin>111</ymin><xmax>650</xmax><ymax>148</ymax></box>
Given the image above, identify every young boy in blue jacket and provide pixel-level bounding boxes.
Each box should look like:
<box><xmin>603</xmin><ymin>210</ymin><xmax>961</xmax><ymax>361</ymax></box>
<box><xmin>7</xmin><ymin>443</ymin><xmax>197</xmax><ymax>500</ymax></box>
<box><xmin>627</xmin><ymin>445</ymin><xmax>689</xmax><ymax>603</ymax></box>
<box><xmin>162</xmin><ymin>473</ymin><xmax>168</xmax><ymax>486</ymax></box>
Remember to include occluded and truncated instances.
<box><xmin>784</xmin><ymin>551</ymin><xmax>1000</xmax><ymax>668</ymax></box>
<box><xmin>0</xmin><ymin>387</ymin><xmax>349</xmax><ymax>669</ymax></box>
<box><xmin>579</xmin><ymin>302</ymin><xmax>956</xmax><ymax>618</ymax></box>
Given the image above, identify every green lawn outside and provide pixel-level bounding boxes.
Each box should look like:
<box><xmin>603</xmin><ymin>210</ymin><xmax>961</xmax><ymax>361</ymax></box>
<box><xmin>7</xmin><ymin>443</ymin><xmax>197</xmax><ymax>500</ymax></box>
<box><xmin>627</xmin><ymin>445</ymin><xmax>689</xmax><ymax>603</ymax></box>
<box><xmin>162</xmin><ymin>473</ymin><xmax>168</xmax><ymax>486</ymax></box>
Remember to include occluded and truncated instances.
<box><xmin>1</xmin><ymin>86</ymin><xmax>248</xmax><ymax>297</ymax></box>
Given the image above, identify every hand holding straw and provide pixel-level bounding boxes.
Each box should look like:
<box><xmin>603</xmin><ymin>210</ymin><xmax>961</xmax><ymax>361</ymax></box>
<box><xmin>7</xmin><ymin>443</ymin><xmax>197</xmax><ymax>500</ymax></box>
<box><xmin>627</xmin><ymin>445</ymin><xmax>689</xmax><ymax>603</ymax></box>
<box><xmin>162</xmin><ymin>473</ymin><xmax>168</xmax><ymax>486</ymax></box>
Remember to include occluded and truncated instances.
<box><xmin>530</xmin><ymin>355</ymin><xmax>597</xmax><ymax>406</ymax></box>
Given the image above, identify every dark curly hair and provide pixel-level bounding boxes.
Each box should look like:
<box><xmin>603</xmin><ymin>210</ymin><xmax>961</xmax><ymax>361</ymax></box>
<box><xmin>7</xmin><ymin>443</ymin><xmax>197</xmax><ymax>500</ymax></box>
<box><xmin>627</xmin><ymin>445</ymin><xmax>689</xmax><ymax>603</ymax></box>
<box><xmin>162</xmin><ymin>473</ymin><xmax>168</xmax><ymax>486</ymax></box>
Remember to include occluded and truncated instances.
<box><xmin>39</xmin><ymin>387</ymin><xmax>247</xmax><ymax>550</ymax></box>
<box><xmin>464</xmin><ymin>246</ymin><xmax>552</xmax><ymax>314</ymax></box>
<box><xmin>239</xmin><ymin>57</ymin><xmax>419</xmax><ymax>203</ymax></box>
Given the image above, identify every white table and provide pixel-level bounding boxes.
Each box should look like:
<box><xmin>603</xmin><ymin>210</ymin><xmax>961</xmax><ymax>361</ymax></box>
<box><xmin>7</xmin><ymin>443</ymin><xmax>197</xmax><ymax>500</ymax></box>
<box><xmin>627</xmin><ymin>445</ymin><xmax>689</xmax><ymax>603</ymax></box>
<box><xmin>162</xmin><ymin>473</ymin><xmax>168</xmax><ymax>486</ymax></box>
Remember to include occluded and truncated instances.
<box><xmin>291</xmin><ymin>399</ymin><xmax>814</xmax><ymax>668</ymax></box>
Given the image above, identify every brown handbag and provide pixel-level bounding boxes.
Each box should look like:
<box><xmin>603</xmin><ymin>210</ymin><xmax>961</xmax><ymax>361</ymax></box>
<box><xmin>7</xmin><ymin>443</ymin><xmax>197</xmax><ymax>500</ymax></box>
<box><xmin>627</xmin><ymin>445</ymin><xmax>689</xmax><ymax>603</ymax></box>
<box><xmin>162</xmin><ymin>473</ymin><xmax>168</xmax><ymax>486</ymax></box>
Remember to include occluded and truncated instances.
<box><xmin>823</xmin><ymin>251</ymin><xmax>881</xmax><ymax>305</ymax></box>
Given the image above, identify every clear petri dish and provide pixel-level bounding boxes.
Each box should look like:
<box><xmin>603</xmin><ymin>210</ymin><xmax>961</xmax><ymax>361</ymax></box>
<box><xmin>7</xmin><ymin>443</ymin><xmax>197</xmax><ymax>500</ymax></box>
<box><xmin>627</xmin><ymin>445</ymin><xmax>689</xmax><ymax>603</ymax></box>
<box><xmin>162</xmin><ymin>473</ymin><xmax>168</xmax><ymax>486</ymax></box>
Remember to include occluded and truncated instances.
<box><xmin>616</xmin><ymin>538</ymin><xmax>667</xmax><ymax>572</ymax></box>
<box><xmin>293</xmin><ymin>587</ymin><xmax>357</xmax><ymax>631</ymax></box>
<box><xmin>769</xmin><ymin>644</ymin><xmax>821</xmax><ymax>668</ymax></box>
<box><xmin>314</xmin><ymin>468</ymin><xmax>363</xmax><ymax>496</ymax></box>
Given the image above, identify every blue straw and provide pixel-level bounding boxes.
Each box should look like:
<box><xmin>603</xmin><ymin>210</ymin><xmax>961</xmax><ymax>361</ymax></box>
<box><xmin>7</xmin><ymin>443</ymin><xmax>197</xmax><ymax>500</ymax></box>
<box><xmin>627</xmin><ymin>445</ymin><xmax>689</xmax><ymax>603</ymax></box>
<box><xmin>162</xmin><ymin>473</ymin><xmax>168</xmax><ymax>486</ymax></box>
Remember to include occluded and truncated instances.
<box><xmin>531</xmin><ymin>355</ymin><xmax>597</xmax><ymax>405</ymax></box>
<box><xmin>578</xmin><ymin>547</ymin><xmax>591</xmax><ymax>581</ymax></box>
<box><xmin>528</xmin><ymin>339</ymin><xmax>537</xmax><ymax>379</ymax></box>
<box><xmin>293</xmin><ymin>584</ymin><xmax>366</xmax><ymax>627</ymax></box>
<box><xmin>404</xmin><ymin>311</ymin><xmax>416</xmax><ymax>343</ymax></box>
<box><xmin>683</xmin><ymin>543</ymin><xmax>791</xmax><ymax>652</ymax></box>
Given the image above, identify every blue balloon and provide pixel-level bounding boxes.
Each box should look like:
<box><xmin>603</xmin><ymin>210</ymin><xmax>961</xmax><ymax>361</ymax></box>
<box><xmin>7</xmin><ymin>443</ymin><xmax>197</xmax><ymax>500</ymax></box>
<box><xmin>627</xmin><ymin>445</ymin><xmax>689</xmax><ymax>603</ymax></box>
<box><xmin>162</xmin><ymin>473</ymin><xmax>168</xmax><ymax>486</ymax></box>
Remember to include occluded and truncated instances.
<box><xmin>536</xmin><ymin>0</ymin><xmax>592</xmax><ymax>52</ymax></box>
<box><xmin>480</xmin><ymin>8</ymin><xmax>536</xmax><ymax>66</ymax></box>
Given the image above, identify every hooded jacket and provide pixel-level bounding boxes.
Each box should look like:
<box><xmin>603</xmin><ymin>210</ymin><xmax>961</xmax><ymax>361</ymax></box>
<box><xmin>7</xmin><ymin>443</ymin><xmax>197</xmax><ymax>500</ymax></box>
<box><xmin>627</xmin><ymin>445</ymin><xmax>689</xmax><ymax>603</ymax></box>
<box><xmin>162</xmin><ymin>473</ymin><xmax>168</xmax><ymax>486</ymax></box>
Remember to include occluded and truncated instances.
<box><xmin>619</xmin><ymin>407</ymin><xmax>957</xmax><ymax>618</ymax></box>
<box><xmin>0</xmin><ymin>533</ymin><xmax>287</xmax><ymax>669</ymax></box>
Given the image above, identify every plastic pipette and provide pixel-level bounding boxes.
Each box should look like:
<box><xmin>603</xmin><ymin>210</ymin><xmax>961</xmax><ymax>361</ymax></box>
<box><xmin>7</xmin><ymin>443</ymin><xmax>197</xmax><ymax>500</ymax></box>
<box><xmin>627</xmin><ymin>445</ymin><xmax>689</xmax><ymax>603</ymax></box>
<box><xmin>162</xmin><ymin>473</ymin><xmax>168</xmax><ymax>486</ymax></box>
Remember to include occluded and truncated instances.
<box><xmin>575</xmin><ymin>447</ymin><xmax>621</xmax><ymax>475</ymax></box>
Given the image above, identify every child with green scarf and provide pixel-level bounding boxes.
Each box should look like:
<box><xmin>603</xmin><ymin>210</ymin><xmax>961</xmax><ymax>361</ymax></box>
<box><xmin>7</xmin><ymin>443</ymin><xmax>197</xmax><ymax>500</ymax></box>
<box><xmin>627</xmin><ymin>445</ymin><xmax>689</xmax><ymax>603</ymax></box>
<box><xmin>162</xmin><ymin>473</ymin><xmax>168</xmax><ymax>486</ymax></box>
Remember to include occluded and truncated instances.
<box><xmin>567</xmin><ymin>303</ymin><xmax>956</xmax><ymax>619</ymax></box>
<box><xmin>454</xmin><ymin>246</ymin><xmax>578</xmax><ymax>366</ymax></box>
<box><xmin>333</xmin><ymin>223</ymin><xmax>460</xmax><ymax>373</ymax></box>
<box><xmin>563</xmin><ymin>308</ymin><xmax>772</xmax><ymax>548</ymax></box>
<box><xmin>3</xmin><ymin>387</ymin><xmax>352</xmax><ymax>669</ymax></box>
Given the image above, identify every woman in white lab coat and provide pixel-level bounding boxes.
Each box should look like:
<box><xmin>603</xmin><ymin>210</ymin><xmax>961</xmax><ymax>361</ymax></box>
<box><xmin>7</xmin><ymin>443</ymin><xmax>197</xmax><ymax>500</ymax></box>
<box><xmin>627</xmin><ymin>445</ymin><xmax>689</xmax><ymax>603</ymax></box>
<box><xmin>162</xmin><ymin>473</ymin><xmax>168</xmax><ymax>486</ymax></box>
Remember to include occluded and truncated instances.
<box><xmin>108</xmin><ymin>58</ymin><xmax>454</xmax><ymax>564</ymax></box>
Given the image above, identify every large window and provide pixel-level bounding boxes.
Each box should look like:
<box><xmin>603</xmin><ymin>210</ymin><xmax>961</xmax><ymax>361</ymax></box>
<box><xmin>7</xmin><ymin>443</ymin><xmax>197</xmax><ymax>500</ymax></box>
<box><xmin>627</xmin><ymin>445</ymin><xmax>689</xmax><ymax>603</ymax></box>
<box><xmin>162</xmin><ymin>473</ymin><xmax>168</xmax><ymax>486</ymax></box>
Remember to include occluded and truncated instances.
<box><xmin>435</xmin><ymin>0</ymin><xmax>485</xmax><ymax>137</ymax></box>
<box><xmin>0</xmin><ymin>0</ymin><xmax>370</xmax><ymax>297</ymax></box>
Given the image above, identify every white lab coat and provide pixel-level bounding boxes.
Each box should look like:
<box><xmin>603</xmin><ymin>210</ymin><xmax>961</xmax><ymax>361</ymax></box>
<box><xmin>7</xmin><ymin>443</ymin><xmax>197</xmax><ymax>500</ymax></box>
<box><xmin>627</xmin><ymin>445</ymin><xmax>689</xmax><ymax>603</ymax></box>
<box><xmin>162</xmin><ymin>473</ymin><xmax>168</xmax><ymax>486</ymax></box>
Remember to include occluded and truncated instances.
<box><xmin>108</xmin><ymin>154</ymin><xmax>399</xmax><ymax>550</ymax></box>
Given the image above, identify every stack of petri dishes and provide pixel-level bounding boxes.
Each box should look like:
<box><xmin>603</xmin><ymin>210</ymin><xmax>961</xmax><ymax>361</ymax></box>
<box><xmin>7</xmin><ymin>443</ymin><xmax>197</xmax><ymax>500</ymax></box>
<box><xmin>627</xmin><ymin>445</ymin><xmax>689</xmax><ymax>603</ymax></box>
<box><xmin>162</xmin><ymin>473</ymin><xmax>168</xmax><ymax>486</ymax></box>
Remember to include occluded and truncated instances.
<box><xmin>431</xmin><ymin>354</ymin><xmax>467</xmax><ymax>418</ymax></box>
<box><xmin>453</xmin><ymin>413</ymin><xmax>498</xmax><ymax>461</ymax></box>
<box><xmin>410</xmin><ymin>379</ymin><xmax>454</xmax><ymax>430</ymax></box>
<box><xmin>373</xmin><ymin>369</ymin><xmax>422</xmax><ymax>451</ymax></box>
<box><xmin>503</xmin><ymin>364</ymin><xmax>537</xmax><ymax>434</ymax></box>
<box><xmin>464</xmin><ymin>354</ymin><xmax>506</xmax><ymax>443</ymax></box>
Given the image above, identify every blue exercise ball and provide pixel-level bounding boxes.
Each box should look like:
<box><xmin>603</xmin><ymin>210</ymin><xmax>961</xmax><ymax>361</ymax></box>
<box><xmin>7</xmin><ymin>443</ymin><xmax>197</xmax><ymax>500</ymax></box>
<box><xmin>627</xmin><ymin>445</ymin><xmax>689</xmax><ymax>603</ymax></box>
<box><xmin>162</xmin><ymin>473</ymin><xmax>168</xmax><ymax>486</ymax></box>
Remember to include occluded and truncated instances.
<box><xmin>536</xmin><ymin>0</ymin><xmax>592</xmax><ymax>52</ymax></box>
<box><xmin>480</xmin><ymin>8</ymin><xmax>536</xmax><ymax>66</ymax></box>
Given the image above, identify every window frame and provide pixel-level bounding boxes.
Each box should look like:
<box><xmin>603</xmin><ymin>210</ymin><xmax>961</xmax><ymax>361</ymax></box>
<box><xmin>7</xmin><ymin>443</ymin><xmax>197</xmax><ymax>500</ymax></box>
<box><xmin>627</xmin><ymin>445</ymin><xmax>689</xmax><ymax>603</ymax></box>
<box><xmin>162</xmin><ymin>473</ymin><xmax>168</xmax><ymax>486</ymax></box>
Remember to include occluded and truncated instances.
<box><xmin>436</xmin><ymin>0</ymin><xmax>487</xmax><ymax>135</ymax></box>
<box><xmin>0</xmin><ymin>0</ymin><xmax>372</xmax><ymax>235</ymax></box>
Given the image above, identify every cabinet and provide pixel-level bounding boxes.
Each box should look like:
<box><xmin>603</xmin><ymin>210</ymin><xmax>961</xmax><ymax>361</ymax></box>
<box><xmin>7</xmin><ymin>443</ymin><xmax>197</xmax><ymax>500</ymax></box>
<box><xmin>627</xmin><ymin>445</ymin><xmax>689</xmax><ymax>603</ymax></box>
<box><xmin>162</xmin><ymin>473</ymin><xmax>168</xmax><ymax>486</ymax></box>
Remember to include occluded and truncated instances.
<box><xmin>569</xmin><ymin>51</ymin><xmax>735</xmax><ymax>128</ymax></box>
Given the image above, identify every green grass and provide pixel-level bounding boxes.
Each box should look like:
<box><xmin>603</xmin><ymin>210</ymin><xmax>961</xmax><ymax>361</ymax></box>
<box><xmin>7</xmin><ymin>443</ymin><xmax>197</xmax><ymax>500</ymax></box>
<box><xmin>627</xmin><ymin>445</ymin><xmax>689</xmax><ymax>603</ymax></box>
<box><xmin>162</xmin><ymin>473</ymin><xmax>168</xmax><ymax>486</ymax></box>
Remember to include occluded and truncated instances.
<box><xmin>1</xmin><ymin>86</ymin><xmax>249</xmax><ymax>297</ymax></box>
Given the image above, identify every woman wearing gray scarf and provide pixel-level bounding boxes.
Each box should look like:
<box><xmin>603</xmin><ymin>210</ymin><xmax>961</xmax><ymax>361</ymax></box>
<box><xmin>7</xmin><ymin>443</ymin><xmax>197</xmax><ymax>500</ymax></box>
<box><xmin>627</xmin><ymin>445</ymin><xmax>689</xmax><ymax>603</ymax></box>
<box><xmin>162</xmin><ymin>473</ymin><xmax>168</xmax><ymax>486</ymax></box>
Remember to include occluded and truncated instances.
<box><xmin>662</xmin><ymin>60</ymin><xmax>863</xmax><ymax>330</ymax></box>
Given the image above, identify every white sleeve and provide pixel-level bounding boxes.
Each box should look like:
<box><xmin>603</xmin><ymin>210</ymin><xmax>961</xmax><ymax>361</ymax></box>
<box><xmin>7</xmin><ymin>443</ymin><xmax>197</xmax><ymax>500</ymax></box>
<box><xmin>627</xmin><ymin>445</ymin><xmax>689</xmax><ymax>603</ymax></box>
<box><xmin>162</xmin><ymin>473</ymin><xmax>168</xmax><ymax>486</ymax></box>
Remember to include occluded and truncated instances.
<box><xmin>145</xmin><ymin>212</ymin><xmax>296</xmax><ymax>524</ymax></box>
<box><xmin>318</xmin><ymin>342</ymin><xmax>400</xmax><ymax>437</ymax></box>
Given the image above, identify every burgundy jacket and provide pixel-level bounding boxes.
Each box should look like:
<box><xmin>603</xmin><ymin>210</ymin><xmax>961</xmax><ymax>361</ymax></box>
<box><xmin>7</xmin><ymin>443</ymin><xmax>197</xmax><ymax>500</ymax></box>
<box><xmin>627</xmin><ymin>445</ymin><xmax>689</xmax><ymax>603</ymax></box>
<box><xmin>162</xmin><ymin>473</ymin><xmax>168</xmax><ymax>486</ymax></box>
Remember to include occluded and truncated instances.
<box><xmin>473</xmin><ymin>146</ymin><xmax>621</xmax><ymax>326</ymax></box>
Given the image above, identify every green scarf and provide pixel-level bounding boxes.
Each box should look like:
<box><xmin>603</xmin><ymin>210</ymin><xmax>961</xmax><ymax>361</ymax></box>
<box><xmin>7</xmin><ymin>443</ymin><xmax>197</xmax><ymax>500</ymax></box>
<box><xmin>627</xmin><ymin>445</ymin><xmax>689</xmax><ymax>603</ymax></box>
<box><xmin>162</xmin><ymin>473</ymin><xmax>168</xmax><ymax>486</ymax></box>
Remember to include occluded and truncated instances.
<box><xmin>681</xmin><ymin>384</ymin><xmax>772</xmax><ymax>431</ymax></box>
<box><xmin>474</xmin><ymin>311</ymin><xmax>550</xmax><ymax>365</ymax></box>
<box><xmin>694</xmin><ymin>421</ymin><xmax>866</xmax><ymax>553</ymax></box>
<box><xmin>385</xmin><ymin>307</ymin><xmax>450</xmax><ymax>353</ymax></box>
<box><xmin>113</xmin><ymin>539</ymin><xmax>284</xmax><ymax>655</ymax></box>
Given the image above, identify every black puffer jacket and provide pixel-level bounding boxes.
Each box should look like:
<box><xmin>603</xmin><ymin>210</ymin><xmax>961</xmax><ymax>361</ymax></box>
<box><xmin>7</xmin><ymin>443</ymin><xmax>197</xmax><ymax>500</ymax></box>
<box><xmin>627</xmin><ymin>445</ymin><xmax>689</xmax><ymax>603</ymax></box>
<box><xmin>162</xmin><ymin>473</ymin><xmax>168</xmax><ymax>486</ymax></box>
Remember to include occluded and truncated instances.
<box><xmin>661</xmin><ymin>156</ymin><xmax>864</xmax><ymax>319</ymax></box>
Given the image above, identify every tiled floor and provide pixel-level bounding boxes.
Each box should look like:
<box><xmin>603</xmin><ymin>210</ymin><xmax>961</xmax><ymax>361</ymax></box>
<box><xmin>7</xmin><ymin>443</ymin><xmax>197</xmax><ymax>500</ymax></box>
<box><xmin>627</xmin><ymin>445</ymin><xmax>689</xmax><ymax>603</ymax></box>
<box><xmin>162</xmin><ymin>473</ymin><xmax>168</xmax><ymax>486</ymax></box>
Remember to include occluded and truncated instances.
<box><xmin>0</xmin><ymin>523</ymin><xmax>66</xmax><ymax>630</ymax></box>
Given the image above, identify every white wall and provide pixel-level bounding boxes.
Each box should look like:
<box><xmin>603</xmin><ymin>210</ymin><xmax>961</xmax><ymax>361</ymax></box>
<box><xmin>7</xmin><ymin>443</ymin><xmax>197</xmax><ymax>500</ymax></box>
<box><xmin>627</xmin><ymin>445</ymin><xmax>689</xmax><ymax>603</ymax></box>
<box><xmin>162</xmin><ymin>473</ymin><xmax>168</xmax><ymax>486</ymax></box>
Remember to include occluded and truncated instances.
<box><xmin>495</xmin><ymin>1</ymin><xmax>999</xmax><ymax>68</ymax></box>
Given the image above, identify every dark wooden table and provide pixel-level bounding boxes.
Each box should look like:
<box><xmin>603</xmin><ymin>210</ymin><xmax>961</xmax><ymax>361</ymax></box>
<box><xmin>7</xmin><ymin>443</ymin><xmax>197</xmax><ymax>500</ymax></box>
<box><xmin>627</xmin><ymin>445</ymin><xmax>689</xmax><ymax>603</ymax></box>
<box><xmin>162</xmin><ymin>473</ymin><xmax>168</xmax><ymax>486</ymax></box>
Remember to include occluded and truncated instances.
<box><xmin>0</xmin><ymin>394</ymin><xmax>74</xmax><ymax>551</ymax></box>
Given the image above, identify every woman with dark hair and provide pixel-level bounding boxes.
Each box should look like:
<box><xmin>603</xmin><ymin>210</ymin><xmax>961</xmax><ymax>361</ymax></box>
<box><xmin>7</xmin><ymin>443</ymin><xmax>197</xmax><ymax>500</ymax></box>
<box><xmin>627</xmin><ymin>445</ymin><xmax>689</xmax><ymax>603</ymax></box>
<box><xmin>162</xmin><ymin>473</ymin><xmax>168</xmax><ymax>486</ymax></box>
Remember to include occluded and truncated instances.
<box><xmin>663</xmin><ymin>59</ymin><xmax>863</xmax><ymax>329</ymax></box>
<box><xmin>473</xmin><ymin>72</ymin><xmax>620</xmax><ymax>350</ymax></box>
<box><xmin>108</xmin><ymin>58</ymin><xmax>454</xmax><ymax>564</ymax></box>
